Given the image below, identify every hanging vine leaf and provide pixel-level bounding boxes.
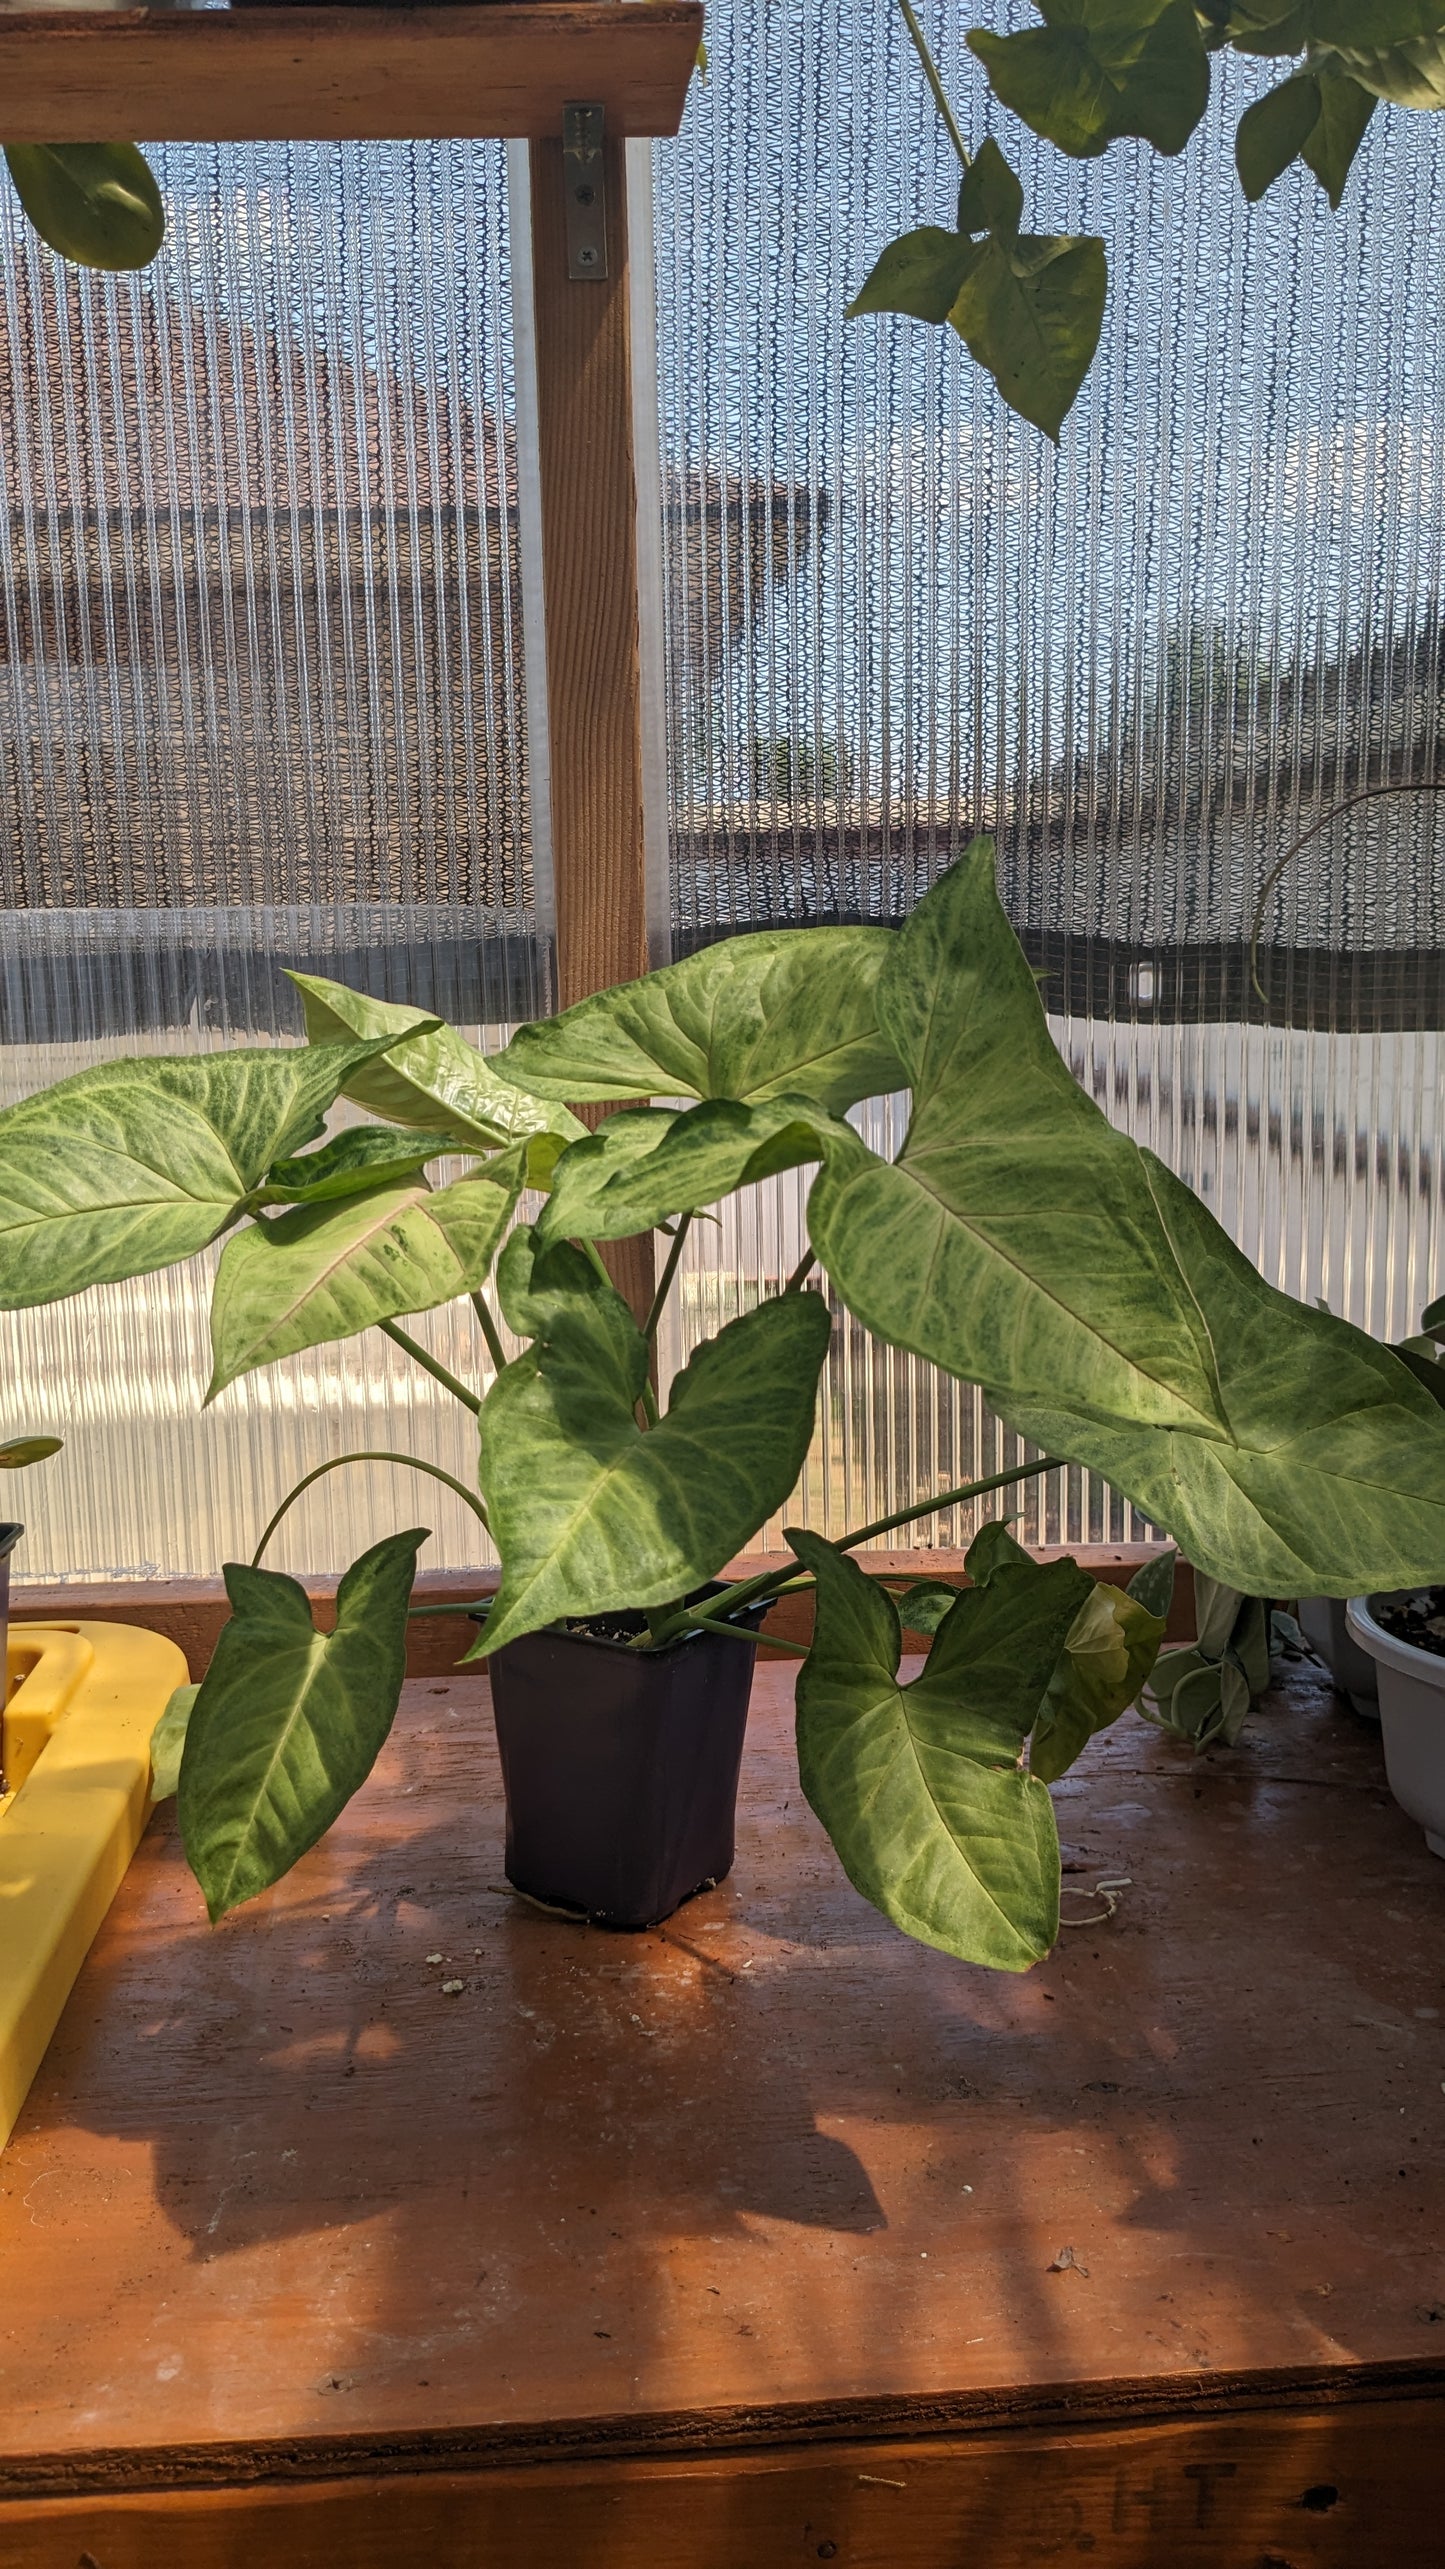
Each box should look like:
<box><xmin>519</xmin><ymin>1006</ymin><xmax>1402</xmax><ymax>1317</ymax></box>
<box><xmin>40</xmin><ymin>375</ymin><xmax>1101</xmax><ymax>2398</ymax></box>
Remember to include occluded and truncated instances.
<box><xmin>1236</xmin><ymin>69</ymin><xmax>1325</xmax><ymax>196</ymax></box>
<box><xmin>968</xmin><ymin>0</ymin><xmax>1211</xmax><ymax>159</ymax></box>
<box><xmin>1300</xmin><ymin>65</ymin><xmax>1378</xmax><ymax>200</ymax></box>
<box><xmin>5</xmin><ymin>144</ymin><xmax>164</xmax><ymax>272</ymax></box>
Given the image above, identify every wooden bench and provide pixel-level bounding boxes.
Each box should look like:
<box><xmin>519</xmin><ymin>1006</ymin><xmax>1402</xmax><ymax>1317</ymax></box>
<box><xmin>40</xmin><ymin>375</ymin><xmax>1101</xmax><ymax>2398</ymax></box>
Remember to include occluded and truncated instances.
<box><xmin>2</xmin><ymin>1651</ymin><xmax>1441</xmax><ymax>2564</ymax></box>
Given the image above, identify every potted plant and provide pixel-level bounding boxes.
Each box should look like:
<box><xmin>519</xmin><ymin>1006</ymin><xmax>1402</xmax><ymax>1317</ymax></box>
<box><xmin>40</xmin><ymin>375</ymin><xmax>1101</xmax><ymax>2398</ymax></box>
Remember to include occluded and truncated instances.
<box><xmin>2</xmin><ymin>839</ymin><xmax>1443</xmax><ymax>1969</ymax></box>
<box><xmin>1336</xmin><ymin>1299</ymin><xmax>1445</xmax><ymax>1848</ymax></box>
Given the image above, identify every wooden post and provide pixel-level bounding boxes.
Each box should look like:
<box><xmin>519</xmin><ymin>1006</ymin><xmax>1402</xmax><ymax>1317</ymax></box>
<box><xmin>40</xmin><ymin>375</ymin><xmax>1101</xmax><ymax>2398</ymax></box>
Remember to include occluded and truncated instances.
<box><xmin>528</xmin><ymin>125</ymin><xmax>655</xmax><ymax>1322</ymax></box>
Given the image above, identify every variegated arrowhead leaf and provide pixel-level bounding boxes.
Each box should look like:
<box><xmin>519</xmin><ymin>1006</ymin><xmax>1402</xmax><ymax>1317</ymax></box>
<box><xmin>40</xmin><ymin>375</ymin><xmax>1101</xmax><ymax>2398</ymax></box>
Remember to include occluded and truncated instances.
<box><xmin>806</xmin><ymin>836</ymin><xmax>1445</xmax><ymax>1597</ymax></box>
<box><xmin>0</xmin><ymin>1038</ymin><xmax>408</xmax><ymax>1311</ymax></box>
<box><xmin>207</xmin><ymin>1151</ymin><xmax>527</xmax><ymax>1396</ymax></box>
<box><xmin>791</xmin><ymin>1528</ymin><xmax>1092</xmax><ymax>1968</ymax></box>
<box><xmin>492</xmin><ymin>926</ymin><xmax>905</xmax><ymax>1112</ymax></box>
<box><xmin>178</xmin><ymin>1529</ymin><xmax>425</xmax><ymax>1921</ymax></box>
<box><xmin>290</xmin><ymin>973</ymin><xmax>583</xmax><ymax>1152</ymax></box>
<box><xmin>535</xmin><ymin>1095</ymin><xmax>836</xmax><ymax>1247</ymax></box>
<box><xmin>473</xmin><ymin>1230</ymin><xmax>831</xmax><ymax>1653</ymax></box>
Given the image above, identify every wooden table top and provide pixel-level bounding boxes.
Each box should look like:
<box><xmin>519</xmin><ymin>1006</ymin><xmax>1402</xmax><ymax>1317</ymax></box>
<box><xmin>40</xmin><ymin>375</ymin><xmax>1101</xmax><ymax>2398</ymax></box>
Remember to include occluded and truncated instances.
<box><xmin>3</xmin><ymin>1654</ymin><xmax>1443</xmax><ymax>2501</ymax></box>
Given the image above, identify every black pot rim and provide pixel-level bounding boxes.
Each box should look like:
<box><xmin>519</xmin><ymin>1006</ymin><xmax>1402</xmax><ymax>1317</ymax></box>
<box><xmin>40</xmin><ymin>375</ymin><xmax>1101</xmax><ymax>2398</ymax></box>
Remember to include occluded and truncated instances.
<box><xmin>480</xmin><ymin>1579</ymin><xmax>769</xmax><ymax>1661</ymax></box>
<box><xmin>0</xmin><ymin>1523</ymin><xmax>22</xmax><ymax>1563</ymax></box>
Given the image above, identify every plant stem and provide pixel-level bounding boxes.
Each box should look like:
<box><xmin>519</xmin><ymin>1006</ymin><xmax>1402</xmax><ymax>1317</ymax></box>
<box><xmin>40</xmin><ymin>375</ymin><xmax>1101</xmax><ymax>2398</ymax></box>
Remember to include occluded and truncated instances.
<box><xmin>469</xmin><ymin>1289</ymin><xmax>508</xmax><ymax>1377</ymax></box>
<box><xmin>250</xmin><ymin>1449</ymin><xmax>490</xmax><ymax>1568</ymax></box>
<box><xmin>897</xmin><ymin>0</ymin><xmax>971</xmax><ymax>173</ymax></box>
<box><xmin>379</xmin><ymin>1319</ymin><xmax>482</xmax><ymax>1416</ymax></box>
<box><xmin>644</xmin><ymin>1214</ymin><xmax>692</xmax><ymax>1341</ymax></box>
<box><xmin>641</xmin><ymin>1455</ymin><xmax>1061</xmax><ymax>1651</ymax></box>
<box><xmin>783</xmin><ymin>1245</ymin><xmax>818</xmax><ymax>1294</ymax></box>
<box><xmin>1248</xmin><ymin>778</ymin><xmax>1445</xmax><ymax>1005</ymax></box>
<box><xmin>834</xmin><ymin>1452</ymin><xmax>1061</xmax><ymax>1556</ymax></box>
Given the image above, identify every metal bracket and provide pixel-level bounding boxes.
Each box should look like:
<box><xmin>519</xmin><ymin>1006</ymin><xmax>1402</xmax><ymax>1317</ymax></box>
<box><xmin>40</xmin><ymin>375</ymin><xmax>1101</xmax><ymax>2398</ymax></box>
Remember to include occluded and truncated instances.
<box><xmin>562</xmin><ymin>101</ymin><xmax>607</xmax><ymax>281</ymax></box>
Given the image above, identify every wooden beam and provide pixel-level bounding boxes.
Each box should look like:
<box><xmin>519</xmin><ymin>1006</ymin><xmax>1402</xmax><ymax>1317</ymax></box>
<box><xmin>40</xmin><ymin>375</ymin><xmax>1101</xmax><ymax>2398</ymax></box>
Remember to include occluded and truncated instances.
<box><xmin>529</xmin><ymin>123</ymin><xmax>655</xmax><ymax>1319</ymax></box>
<box><xmin>0</xmin><ymin>5</ymin><xmax>703</xmax><ymax>143</ymax></box>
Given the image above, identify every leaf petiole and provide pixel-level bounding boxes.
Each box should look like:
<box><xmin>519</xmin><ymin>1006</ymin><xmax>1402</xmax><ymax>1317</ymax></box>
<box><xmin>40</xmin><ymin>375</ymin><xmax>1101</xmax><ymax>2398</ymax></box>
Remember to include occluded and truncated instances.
<box><xmin>379</xmin><ymin>1318</ymin><xmax>482</xmax><ymax>1416</ymax></box>
<box><xmin>250</xmin><ymin>1448</ymin><xmax>490</xmax><ymax>1569</ymax></box>
<box><xmin>897</xmin><ymin>0</ymin><xmax>971</xmax><ymax>175</ymax></box>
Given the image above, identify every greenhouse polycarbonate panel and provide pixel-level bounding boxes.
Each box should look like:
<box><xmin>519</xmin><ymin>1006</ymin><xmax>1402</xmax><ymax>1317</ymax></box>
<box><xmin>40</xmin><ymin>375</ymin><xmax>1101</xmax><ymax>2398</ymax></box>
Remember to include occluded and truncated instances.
<box><xmin>649</xmin><ymin>0</ymin><xmax>1445</xmax><ymax>1553</ymax></box>
<box><xmin>0</xmin><ymin>139</ymin><xmax>543</xmax><ymax>1582</ymax></box>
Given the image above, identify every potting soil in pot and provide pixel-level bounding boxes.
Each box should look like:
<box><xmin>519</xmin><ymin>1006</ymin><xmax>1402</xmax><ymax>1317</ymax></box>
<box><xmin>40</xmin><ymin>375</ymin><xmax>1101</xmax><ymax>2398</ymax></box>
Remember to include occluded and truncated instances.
<box><xmin>1372</xmin><ymin>1589</ymin><xmax>1445</xmax><ymax>1661</ymax></box>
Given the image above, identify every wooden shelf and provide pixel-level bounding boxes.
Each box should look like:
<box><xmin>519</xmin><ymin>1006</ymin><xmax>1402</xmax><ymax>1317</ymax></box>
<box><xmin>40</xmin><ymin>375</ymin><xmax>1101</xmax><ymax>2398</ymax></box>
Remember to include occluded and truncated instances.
<box><xmin>0</xmin><ymin>4</ymin><xmax>704</xmax><ymax>143</ymax></box>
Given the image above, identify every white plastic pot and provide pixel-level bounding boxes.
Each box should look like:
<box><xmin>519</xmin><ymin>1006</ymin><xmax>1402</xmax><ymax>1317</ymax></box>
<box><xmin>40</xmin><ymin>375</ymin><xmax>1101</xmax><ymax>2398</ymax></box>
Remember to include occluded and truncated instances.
<box><xmin>1345</xmin><ymin>1594</ymin><xmax>1445</xmax><ymax>1859</ymax></box>
<box><xmin>1297</xmin><ymin>1594</ymin><xmax>1379</xmax><ymax>1720</ymax></box>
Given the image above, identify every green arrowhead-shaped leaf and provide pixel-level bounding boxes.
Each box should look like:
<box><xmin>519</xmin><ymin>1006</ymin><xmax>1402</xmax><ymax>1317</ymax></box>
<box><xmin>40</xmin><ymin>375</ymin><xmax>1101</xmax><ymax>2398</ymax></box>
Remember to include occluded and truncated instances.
<box><xmin>149</xmin><ymin>1683</ymin><xmax>198</xmax><ymax>1802</ymax></box>
<box><xmin>892</xmin><ymin>1577</ymin><xmax>964</xmax><ymax>1637</ymax></box>
<box><xmin>847</xmin><ymin>225</ymin><xmax>977</xmax><ymax>324</ymax></box>
<box><xmin>791</xmin><ymin>1529</ymin><xmax>1091</xmax><ymax>1968</ymax></box>
<box><xmin>5</xmin><ymin>143</ymin><xmax>164</xmax><ymax>272</ymax></box>
<box><xmin>178</xmin><ymin>1529</ymin><xmax>425</xmax><ymax>1921</ymax></box>
<box><xmin>262</xmin><ymin>1123</ymin><xmax>451</xmax><ymax>1205</ymax></box>
<box><xmin>535</xmin><ymin>1096</ymin><xmax>835</xmax><ymax>1248</ymax></box>
<box><xmin>806</xmin><ymin>836</ymin><xmax>1445</xmax><ymax>1597</ymax></box>
<box><xmin>207</xmin><ymin>1155</ymin><xmax>525</xmax><ymax>1397</ymax></box>
<box><xmin>1300</xmin><ymin>65</ymin><xmax>1376</xmax><ymax>202</ymax></box>
<box><xmin>0</xmin><ymin>1433</ymin><xmax>62</xmax><ymax>1469</ymax></box>
<box><xmin>474</xmin><ymin>1232</ymin><xmax>831</xmax><ymax>1652</ymax></box>
<box><xmin>493</xmin><ymin>927</ymin><xmax>905</xmax><ymax>1113</ymax></box>
<box><xmin>0</xmin><ymin>1039</ymin><xmax>406</xmax><ymax>1311</ymax></box>
<box><xmin>1126</xmin><ymin>1548</ymin><xmax>1178</xmax><ymax>1620</ymax></box>
<box><xmin>1031</xmin><ymin>1578</ymin><xmax>1167</xmax><ymax>1783</ymax></box>
<box><xmin>1236</xmin><ymin>70</ymin><xmax>1321</xmax><ymax>198</ymax></box>
<box><xmin>949</xmin><ymin>231</ymin><xmax>1107</xmax><ymax>441</ymax></box>
<box><xmin>290</xmin><ymin>973</ymin><xmax>582</xmax><ymax>1153</ymax></box>
<box><xmin>968</xmin><ymin>1</ymin><xmax>1210</xmax><ymax>159</ymax></box>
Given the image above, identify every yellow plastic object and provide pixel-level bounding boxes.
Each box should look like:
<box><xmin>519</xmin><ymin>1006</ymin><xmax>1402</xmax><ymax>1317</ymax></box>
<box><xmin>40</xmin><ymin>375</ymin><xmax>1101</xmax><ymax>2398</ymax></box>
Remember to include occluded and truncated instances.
<box><xmin>0</xmin><ymin>1619</ymin><xmax>188</xmax><ymax>2152</ymax></box>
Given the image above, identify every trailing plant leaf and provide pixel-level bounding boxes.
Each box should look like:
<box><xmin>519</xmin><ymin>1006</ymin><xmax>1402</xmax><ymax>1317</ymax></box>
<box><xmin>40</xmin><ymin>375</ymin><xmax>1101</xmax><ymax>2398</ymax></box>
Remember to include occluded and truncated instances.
<box><xmin>289</xmin><ymin>973</ymin><xmax>582</xmax><ymax>1153</ymax></box>
<box><xmin>263</xmin><ymin>1124</ymin><xmax>452</xmax><ymax>1204</ymax></box>
<box><xmin>847</xmin><ymin>224</ymin><xmax>977</xmax><ymax>324</ymax></box>
<box><xmin>535</xmin><ymin>1096</ymin><xmax>836</xmax><ymax>1248</ymax></box>
<box><xmin>493</xmin><ymin>927</ymin><xmax>905</xmax><ymax>1114</ymax></box>
<box><xmin>0</xmin><ymin>1039</ymin><xmax>407</xmax><ymax>1310</ymax></box>
<box><xmin>968</xmin><ymin>0</ymin><xmax>1211</xmax><ymax>159</ymax></box>
<box><xmin>1126</xmin><ymin>1548</ymin><xmax>1179</xmax><ymax>1620</ymax></box>
<box><xmin>5</xmin><ymin>143</ymin><xmax>164</xmax><ymax>272</ymax></box>
<box><xmin>0</xmin><ymin>1434</ymin><xmax>62</xmax><ymax>1469</ymax></box>
<box><xmin>149</xmin><ymin>1683</ymin><xmax>198</xmax><ymax>1802</ymax></box>
<box><xmin>791</xmin><ymin>1528</ymin><xmax>1092</xmax><ymax>1969</ymax></box>
<box><xmin>207</xmin><ymin>1154</ymin><xmax>527</xmax><ymax>1397</ymax></box>
<box><xmin>849</xmin><ymin>134</ymin><xmax>1105</xmax><ymax>441</ymax></box>
<box><xmin>952</xmin><ymin>230</ymin><xmax>1108</xmax><ymax>442</ymax></box>
<box><xmin>474</xmin><ymin>1232</ymin><xmax>831</xmax><ymax>1653</ymax></box>
<box><xmin>178</xmin><ymin>1529</ymin><xmax>425</xmax><ymax>1921</ymax></box>
<box><xmin>953</xmin><ymin>1517</ymin><xmax>1165</xmax><ymax>1783</ymax></box>
<box><xmin>806</xmin><ymin>837</ymin><xmax>1445</xmax><ymax>1597</ymax></box>
<box><xmin>1300</xmin><ymin>65</ymin><xmax>1377</xmax><ymax>202</ymax></box>
<box><xmin>1141</xmin><ymin>1574</ymin><xmax>1285</xmax><ymax>1750</ymax></box>
<box><xmin>1235</xmin><ymin>69</ymin><xmax>1323</xmax><ymax>196</ymax></box>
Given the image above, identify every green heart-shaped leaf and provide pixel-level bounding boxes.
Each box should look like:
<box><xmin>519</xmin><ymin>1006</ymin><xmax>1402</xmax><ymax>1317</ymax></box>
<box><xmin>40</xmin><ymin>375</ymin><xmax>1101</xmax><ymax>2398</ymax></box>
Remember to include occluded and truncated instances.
<box><xmin>0</xmin><ymin>1039</ymin><xmax>406</xmax><ymax>1311</ymax></box>
<box><xmin>178</xmin><ymin>1529</ymin><xmax>425</xmax><ymax>1921</ymax></box>
<box><xmin>949</xmin><ymin>231</ymin><xmax>1107</xmax><ymax>441</ymax></box>
<box><xmin>493</xmin><ymin>927</ymin><xmax>905</xmax><ymax>1113</ymax></box>
<box><xmin>806</xmin><ymin>836</ymin><xmax>1445</xmax><ymax>1597</ymax></box>
<box><xmin>968</xmin><ymin>0</ymin><xmax>1210</xmax><ymax>159</ymax></box>
<box><xmin>847</xmin><ymin>225</ymin><xmax>978</xmax><ymax>324</ymax></box>
<box><xmin>1031</xmin><ymin>1578</ymin><xmax>1167</xmax><ymax>1784</ymax></box>
<box><xmin>958</xmin><ymin>135</ymin><xmax>1026</xmax><ymax>239</ymax></box>
<box><xmin>536</xmin><ymin>1096</ymin><xmax>835</xmax><ymax>1248</ymax></box>
<box><xmin>207</xmin><ymin>1153</ymin><xmax>526</xmax><ymax>1397</ymax></box>
<box><xmin>290</xmin><ymin>973</ymin><xmax>582</xmax><ymax>1152</ymax></box>
<box><xmin>1300</xmin><ymin>64</ymin><xmax>1376</xmax><ymax>201</ymax></box>
<box><xmin>1236</xmin><ymin>70</ymin><xmax>1321</xmax><ymax>198</ymax></box>
<box><xmin>474</xmin><ymin>1232</ymin><xmax>831</xmax><ymax>1652</ymax></box>
<box><xmin>792</xmin><ymin>1528</ymin><xmax>1092</xmax><ymax>1968</ymax></box>
<box><xmin>5</xmin><ymin>143</ymin><xmax>164</xmax><ymax>272</ymax></box>
<box><xmin>149</xmin><ymin>1683</ymin><xmax>198</xmax><ymax>1803</ymax></box>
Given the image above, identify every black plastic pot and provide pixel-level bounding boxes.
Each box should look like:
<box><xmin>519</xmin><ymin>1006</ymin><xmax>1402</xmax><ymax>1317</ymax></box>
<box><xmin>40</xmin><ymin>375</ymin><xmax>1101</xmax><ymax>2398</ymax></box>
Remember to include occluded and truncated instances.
<box><xmin>0</xmin><ymin>1522</ymin><xmax>23</xmax><ymax>1787</ymax></box>
<box><xmin>487</xmin><ymin>1594</ymin><xmax>765</xmax><ymax>1929</ymax></box>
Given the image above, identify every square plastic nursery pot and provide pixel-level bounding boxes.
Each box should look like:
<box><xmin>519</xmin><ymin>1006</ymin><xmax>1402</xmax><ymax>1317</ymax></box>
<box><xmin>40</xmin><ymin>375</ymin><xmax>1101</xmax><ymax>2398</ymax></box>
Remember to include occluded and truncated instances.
<box><xmin>1345</xmin><ymin>1593</ymin><xmax>1445</xmax><ymax>1858</ymax></box>
<box><xmin>487</xmin><ymin>1593</ymin><xmax>766</xmax><ymax>1929</ymax></box>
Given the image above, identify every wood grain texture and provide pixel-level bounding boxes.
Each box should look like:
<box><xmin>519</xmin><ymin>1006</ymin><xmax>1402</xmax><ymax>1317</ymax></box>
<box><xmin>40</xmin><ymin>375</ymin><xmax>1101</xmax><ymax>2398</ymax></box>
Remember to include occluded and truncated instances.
<box><xmin>12</xmin><ymin>1545</ymin><xmax>1194</xmax><ymax>1678</ymax></box>
<box><xmin>2</xmin><ymin>1656</ymin><xmax>1443</xmax><ymax>2520</ymax></box>
<box><xmin>0</xmin><ymin>5</ymin><xmax>704</xmax><ymax>142</ymax></box>
<box><xmin>4</xmin><ymin>2400</ymin><xmax>1444</xmax><ymax>2566</ymax></box>
<box><xmin>530</xmin><ymin>126</ymin><xmax>656</xmax><ymax>1318</ymax></box>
